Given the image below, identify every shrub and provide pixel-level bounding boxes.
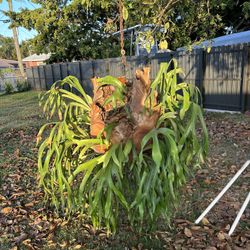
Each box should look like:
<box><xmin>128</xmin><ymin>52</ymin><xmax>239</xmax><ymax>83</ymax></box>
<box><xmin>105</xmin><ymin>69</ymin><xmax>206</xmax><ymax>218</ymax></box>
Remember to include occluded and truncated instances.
<box><xmin>37</xmin><ymin>60</ymin><xmax>208</xmax><ymax>233</ymax></box>
<box><xmin>16</xmin><ymin>79</ymin><xmax>31</xmax><ymax>92</ymax></box>
<box><xmin>4</xmin><ymin>81</ymin><xmax>14</xmax><ymax>94</ymax></box>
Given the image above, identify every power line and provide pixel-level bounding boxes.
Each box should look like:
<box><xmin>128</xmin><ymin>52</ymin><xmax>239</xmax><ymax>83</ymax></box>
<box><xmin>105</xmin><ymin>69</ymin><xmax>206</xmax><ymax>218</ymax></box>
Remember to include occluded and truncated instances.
<box><xmin>25</xmin><ymin>0</ymin><xmax>37</xmax><ymax>9</ymax></box>
<box><xmin>0</xmin><ymin>13</ymin><xmax>5</xmax><ymax>19</ymax></box>
<box><xmin>0</xmin><ymin>19</ymin><xmax>10</xmax><ymax>23</ymax></box>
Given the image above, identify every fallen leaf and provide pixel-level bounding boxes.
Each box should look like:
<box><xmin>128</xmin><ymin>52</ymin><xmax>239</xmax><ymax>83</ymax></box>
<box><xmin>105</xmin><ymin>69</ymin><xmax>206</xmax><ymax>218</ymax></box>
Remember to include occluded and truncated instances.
<box><xmin>25</xmin><ymin>202</ymin><xmax>34</xmax><ymax>207</ymax></box>
<box><xmin>202</xmin><ymin>217</ymin><xmax>210</xmax><ymax>225</ymax></box>
<box><xmin>217</xmin><ymin>231</ymin><xmax>225</xmax><ymax>241</ymax></box>
<box><xmin>191</xmin><ymin>226</ymin><xmax>201</xmax><ymax>231</ymax></box>
<box><xmin>22</xmin><ymin>239</ymin><xmax>31</xmax><ymax>244</ymax></box>
<box><xmin>10</xmin><ymin>192</ymin><xmax>26</xmax><ymax>199</ymax></box>
<box><xmin>184</xmin><ymin>227</ymin><xmax>192</xmax><ymax>237</ymax></box>
<box><xmin>74</xmin><ymin>245</ymin><xmax>82</xmax><ymax>249</ymax></box>
<box><xmin>204</xmin><ymin>178</ymin><xmax>211</xmax><ymax>184</ymax></box>
<box><xmin>59</xmin><ymin>241</ymin><xmax>67</xmax><ymax>248</ymax></box>
<box><xmin>0</xmin><ymin>194</ymin><xmax>6</xmax><ymax>201</ymax></box>
<box><xmin>1</xmin><ymin>207</ymin><xmax>12</xmax><ymax>214</ymax></box>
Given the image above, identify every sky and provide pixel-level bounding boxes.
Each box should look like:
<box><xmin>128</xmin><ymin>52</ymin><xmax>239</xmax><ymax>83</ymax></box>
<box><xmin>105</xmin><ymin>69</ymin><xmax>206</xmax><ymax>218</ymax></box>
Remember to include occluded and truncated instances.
<box><xmin>0</xmin><ymin>0</ymin><xmax>38</xmax><ymax>42</ymax></box>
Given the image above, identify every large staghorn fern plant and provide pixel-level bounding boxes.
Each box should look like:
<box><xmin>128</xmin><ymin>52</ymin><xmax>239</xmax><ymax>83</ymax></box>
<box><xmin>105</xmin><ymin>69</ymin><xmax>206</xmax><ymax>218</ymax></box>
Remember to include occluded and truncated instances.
<box><xmin>37</xmin><ymin>60</ymin><xmax>208</xmax><ymax>233</ymax></box>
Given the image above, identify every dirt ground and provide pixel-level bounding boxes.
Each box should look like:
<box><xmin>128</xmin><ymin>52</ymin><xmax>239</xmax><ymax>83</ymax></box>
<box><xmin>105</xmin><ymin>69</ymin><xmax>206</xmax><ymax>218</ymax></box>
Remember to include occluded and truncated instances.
<box><xmin>0</xmin><ymin>92</ymin><xmax>249</xmax><ymax>249</ymax></box>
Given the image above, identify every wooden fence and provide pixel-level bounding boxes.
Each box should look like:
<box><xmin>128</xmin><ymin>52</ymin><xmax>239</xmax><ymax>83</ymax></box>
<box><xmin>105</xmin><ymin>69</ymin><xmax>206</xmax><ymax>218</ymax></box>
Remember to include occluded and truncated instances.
<box><xmin>26</xmin><ymin>43</ymin><xmax>250</xmax><ymax>111</ymax></box>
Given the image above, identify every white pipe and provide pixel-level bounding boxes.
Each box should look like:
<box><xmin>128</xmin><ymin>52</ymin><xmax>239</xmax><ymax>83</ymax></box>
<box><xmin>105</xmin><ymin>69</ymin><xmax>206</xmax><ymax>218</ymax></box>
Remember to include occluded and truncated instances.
<box><xmin>228</xmin><ymin>192</ymin><xmax>250</xmax><ymax>236</ymax></box>
<box><xmin>205</xmin><ymin>108</ymin><xmax>241</xmax><ymax>114</ymax></box>
<box><xmin>195</xmin><ymin>160</ymin><xmax>250</xmax><ymax>224</ymax></box>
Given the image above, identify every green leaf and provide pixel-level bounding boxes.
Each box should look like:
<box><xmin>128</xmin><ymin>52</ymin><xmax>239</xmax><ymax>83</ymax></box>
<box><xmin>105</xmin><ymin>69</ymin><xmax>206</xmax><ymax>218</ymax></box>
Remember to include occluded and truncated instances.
<box><xmin>164</xmin><ymin>22</ymin><xmax>170</xmax><ymax>30</ymax></box>
<box><xmin>159</xmin><ymin>40</ymin><xmax>168</xmax><ymax>50</ymax></box>
<box><xmin>152</xmin><ymin>134</ymin><xmax>162</xmax><ymax>169</ymax></box>
<box><xmin>123</xmin><ymin>6</ymin><xmax>129</xmax><ymax>21</ymax></box>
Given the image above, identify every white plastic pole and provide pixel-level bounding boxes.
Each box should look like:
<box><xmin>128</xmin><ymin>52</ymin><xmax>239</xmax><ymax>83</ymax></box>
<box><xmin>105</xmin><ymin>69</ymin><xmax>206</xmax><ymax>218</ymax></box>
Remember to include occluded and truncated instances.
<box><xmin>228</xmin><ymin>192</ymin><xmax>250</xmax><ymax>236</ymax></box>
<box><xmin>195</xmin><ymin>160</ymin><xmax>250</xmax><ymax>224</ymax></box>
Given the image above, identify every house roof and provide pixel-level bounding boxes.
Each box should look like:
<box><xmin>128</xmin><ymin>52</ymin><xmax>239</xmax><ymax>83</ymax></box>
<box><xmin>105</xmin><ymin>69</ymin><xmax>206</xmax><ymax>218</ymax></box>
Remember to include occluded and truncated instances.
<box><xmin>3</xmin><ymin>59</ymin><xmax>19</xmax><ymax>64</ymax></box>
<box><xmin>0</xmin><ymin>59</ymin><xmax>16</xmax><ymax>68</ymax></box>
<box><xmin>22</xmin><ymin>53</ymin><xmax>51</xmax><ymax>62</ymax></box>
<box><xmin>196</xmin><ymin>30</ymin><xmax>250</xmax><ymax>48</ymax></box>
<box><xmin>178</xmin><ymin>30</ymin><xmax>250</xmax><ymax>51</ymax></box>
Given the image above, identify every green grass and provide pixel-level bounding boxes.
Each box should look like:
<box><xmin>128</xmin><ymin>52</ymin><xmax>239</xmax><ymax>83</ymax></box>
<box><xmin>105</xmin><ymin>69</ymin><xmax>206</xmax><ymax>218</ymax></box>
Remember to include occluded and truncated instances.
<box><xmin>0</xmin><ymin>91</ymin><xmax>45</xmax><ymax>133</ymax></box>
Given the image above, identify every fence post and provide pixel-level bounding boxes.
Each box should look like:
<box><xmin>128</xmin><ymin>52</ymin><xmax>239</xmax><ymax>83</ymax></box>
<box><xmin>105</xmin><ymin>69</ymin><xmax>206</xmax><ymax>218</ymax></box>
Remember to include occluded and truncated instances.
<box><xmin>59</xmin><ymin>63</ymin><xmax>63</xmax><ymax>80</ymax></box>
<box><xmin>240</xmin><ymin>45</ymin><xmax>248</xmax><ymax>112</ymax></box>
<box><xmin>44</xmin><ymin>65</ymin><xmax>48</xmax><ymax>90</ymax></box>
<box><xmin>91</xmin><ymin>60</ymin><xmax>95</xmax><ymax>77</ymax></box>
<box><xmin>42</xmin><ymin>65</ymin><xmax>45</xmax><ymax>90</ymax></box>
<box><xmin>79</xmin><ymin>61</ymin><xmax>83</xmax><ymax>82</ymax></box>
<box><xmin>66</xmin><ymin>63</ymin><xmax>70</xmax><ymax>76</ymax></box>
<box><xmin>51</xmin><ymin>64</ymin><xmax>55</xmax><ymax>83</ymax></box>
<box><xmin>37</xmin><ymin>66</ymin><xmax>42</xmax><ymax>90</ymax></box>
<box><xmin>31</xmin><ymin>67</ymin><xmax>35</xmax><ymax>89</ymax></box>
<box><xmin>201</xmin><ymin>49</ymin><xmax>206</xmax><ymax>107</ymax></box>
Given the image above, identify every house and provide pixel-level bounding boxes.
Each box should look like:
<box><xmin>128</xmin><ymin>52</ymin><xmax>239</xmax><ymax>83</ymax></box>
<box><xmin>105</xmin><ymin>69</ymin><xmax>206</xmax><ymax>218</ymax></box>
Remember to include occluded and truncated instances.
<box><xmin>22</xmin><ymin>53</ymin><xmax>51</xmax><ymax>68</ymax></box>
<box><xmin>0</xmin><ymin>58</ymin><xmax>19</xmax><ymax>69</ymax></box>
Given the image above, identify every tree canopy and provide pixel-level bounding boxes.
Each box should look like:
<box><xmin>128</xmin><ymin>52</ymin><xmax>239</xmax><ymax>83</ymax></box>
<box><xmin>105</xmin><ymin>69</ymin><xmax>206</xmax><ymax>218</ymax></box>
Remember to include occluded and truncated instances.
<box><xmin>10</xmin><ymin>0</ymin><xmax>125</xmax><ymax>62</ymax></box>
<box><xmin>7</xmin><ymin>0</ymin><xmax>250</xmax><ymax>62</ymax></box>
<box><xmin>0</xmin><ymin>35</ymin><xmax>31</xmax><ymax>60</ymax></box>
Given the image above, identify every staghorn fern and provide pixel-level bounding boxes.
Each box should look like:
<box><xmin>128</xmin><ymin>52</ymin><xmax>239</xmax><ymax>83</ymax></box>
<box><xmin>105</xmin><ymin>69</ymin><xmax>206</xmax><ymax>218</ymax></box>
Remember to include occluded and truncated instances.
<box><xmin>37</xmin><ymin>60</ymin><xmax>208</xmax><ymax>233</ymax></box>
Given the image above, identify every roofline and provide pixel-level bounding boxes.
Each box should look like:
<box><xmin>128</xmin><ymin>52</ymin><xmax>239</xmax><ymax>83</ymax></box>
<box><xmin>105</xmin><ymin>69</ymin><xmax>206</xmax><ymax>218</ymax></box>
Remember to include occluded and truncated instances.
<box><xmin>22</xmin><ymin>59</ymin><xmax>47</xmax><ymax>62</ymax></box>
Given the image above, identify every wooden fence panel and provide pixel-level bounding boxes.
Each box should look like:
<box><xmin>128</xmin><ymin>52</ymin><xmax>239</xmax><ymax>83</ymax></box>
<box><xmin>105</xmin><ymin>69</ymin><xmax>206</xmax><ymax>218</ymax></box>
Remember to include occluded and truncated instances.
<box><xmin>79</xmin><ymin>61</ymin><xmax>94</xmax><ymax>96</ymax></box>
<box><xmin>150</xmin><ymin>53</ymin><xmax>172</xmax><ymax>80</ymax></box>
<box><xmin>245</xmin><ymin>46</ymin><xmax>250</xmax><ymax>110</ymax></box>
<box><xmin>60</xmin><ymin>63</ymin><xmax>68</xmax><ymax>79</ymax></box>
<box><xmin>52</xmin><ymin>64</ymin><xmax>61</xmax><ymax>82</ymax></box>
<box><xmin>67</xmin><ymin>62</ymin><xmax>81</xmax><ymax>79</ymax></box>
<box><xmin>44</xmin><ymin>64</ymin><xmax>54</xmax><ymax>89</ymax></box>
<box><xmin>203</xmin><ymin>45</ymin><xmax>244</xmax><ymax>111</ymax></box>
<box><xmin>38</xmin><ymin>66</ymin><xmax>46</xmax><ymax>90</ymax></box>
<box><xmin>173</xmin><ymin>49</ymin><xmax>204</xmax><ymax>89</ymax></box>
<box><xmin>125</xmin><ymin>56</ymin><xmax>148</xmax><ymax>81</ymax></box>
<box><xmin>109</xmin><ymin>58</ymin><xmax>124</xmax><ymax>78</ymax></box>
<box><xmin>32</xmin><ymin>67</ymin><xmax>41</xmax><ymax>90</ymax></box>
<box><xmin>26</xmin><ymin>68</ymin><xmax>34</xmax><ymax>89</ymax></box>
<box><xmin>26</xmin><ymin>43</ymin><xmax>250</xmax><ymax>111</ymax></box>
<box><xmin>93</xmin><ymin>59</ymin><xmax>110</xmax><ymax>77</ymax></box>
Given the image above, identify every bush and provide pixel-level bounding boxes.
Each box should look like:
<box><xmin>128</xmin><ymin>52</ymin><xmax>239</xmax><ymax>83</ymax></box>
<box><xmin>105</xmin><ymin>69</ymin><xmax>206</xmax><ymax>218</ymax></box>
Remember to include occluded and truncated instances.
<box><xmin>16</xmin><ymin>79</ymin><xmax>31</xmax><ymax>92</ymax></box>
<box><xmin>4</xmin><ymin>81</ymin><xmax>14</xmax><ymax>94</ymax></box>
<box><xmin>37</xmin><ymin>60</ymin><xmax>208</xmax><ymax>233</ymax></box>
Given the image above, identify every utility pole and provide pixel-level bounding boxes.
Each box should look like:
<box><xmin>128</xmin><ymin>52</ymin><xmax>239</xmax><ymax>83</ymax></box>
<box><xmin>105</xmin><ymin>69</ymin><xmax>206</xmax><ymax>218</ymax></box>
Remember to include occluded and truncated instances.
<box><xmin>7</xmin><ymin>0</ymin><xmax>25</xmax><ymax>77</ymax></box>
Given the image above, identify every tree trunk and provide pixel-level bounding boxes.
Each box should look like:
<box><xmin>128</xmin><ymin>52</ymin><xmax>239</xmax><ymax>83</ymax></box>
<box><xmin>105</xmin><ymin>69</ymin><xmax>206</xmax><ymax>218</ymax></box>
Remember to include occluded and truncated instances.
<box><xmin>7</xmin><ymin>0</ymin><xmax>25</xmax><ymax>77</ymax></box>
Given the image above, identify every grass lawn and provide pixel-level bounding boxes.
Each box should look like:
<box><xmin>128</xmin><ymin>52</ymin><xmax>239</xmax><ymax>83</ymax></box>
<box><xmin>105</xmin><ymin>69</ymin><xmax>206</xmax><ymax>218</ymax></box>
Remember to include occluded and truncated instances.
<box><xmin>0</xmin><ymin>91</ymin><xmax>45</xmax><ymax>133</ymax></box>
<box><xmin>0</xmin><ymin>91</ymin><xmax>249</xmax><ymax>249</ymax></box>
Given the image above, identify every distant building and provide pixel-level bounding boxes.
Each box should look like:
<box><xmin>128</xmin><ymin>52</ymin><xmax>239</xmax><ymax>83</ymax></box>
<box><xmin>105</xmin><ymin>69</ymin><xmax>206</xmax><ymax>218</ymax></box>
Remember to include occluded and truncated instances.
<box><xmin>0</xmin><ymin>58</ymin><xmax>20</xmax><ymax>69</ymax></box>
<box><xmin>22</xmin><ymin>53</ymin><xmax>51</xmax><ymax>68</ymax></box>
